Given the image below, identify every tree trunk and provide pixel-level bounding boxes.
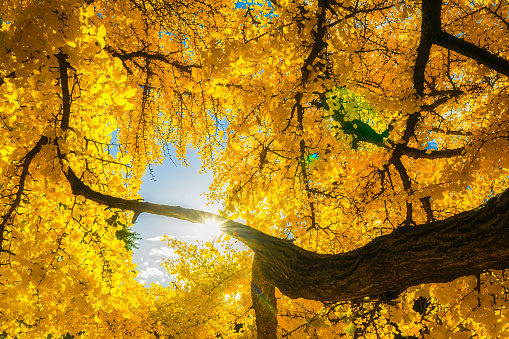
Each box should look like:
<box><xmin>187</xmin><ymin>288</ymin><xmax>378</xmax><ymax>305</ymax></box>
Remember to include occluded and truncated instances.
<box><xmin>251</xmin><ymin>255</ymin><xmax>277</xmax><ymax>339</ymax></box>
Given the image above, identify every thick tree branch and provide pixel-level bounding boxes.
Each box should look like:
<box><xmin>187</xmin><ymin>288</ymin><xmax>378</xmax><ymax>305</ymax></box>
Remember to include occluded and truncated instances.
<box><xmin>406</xmin><ymin>0</ymin><xmax>442</xmax><ymax>144</ymax></box>
<box><xmin>240</xmin><ymin>187</ymin><xmax>509</xmax><ymax>302</ymax></box>
<box><xmin>63</xmin><ymin>163</ymin><xmax>509</xmax><ymax>301</ymax></box>
<box><xmin>57</xmin><ymin>52</ymin><xmax>71</xmax><ymax>131</ymax></box>
<box><xmin>400</xmin><ymin>145</ymin><xmax>465</xmax><ymax>159</ymax></box>
<box><xmin>413</xmin><ymin>0</ymin><xmax>442</xmax><ymax>96</ymax></box>
<box><xmin>434</xmin><ymin>30</ymin><xmax>509</xmax><ymax>78</ymax></box>
<box><xmin>62</xmin><ymin>161</ymin><xmax>509</xmax><ymax>337</ymax></box>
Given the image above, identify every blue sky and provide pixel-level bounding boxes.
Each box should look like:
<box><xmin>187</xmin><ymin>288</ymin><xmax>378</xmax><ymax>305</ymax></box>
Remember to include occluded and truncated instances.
<box><xmin>131</xmin><ymin>149</ymin><xmax>222</xmax><ymax>286</ymax></box>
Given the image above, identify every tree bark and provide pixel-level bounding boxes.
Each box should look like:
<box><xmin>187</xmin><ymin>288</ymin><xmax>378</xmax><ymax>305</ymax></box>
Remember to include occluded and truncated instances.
<box><xmin>228</xmin><ymin>192</ymin><xmax>509</xmax><ymax>303</ymax></box>
<box><xmin>63</xmin><ymin>166</ymin><xmax>509</xmax><ymax>336</ymax></box>
<box><xmin>251</xmin><ymin>255</ymin><xmax>277</xmax><ymax>339</ymax></box>
<box><xmin>65</xmin><ymin>165</ymin><xmax>509</xmax><ymax>300</ymax></box>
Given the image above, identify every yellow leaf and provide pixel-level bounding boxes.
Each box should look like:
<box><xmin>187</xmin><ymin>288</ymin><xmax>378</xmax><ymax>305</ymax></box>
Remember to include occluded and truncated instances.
<box><xmin>114</xmin><ymin>96</ymin><xmax>127</xmax><ymax>106</ymax></box>
<box><xmin>114</xmin><ymin>57</ymin><xmax>123</xmax><ymax>69</ymax></box>
<box><xmin>85</xmin><ymin>4</ymin><xmax>95</xmax><ymax>18</ymax></box>
<box><xmin>97</xmin><ymin>25</ymin><xmax>106</xmax><ymax>38</ymax></box>
<box><xmin>125</xmin><ymin>87</ymin><xmax>137</xmax><ymax>98</ymax></box>
<box><xmin>98</xmin><ymin>37</ymin><xmax>106</xmax><ymax>48</ymax></box>
<box><xmin>124</xmin><ymin>102</ymin><xmax>135</xmax><ymax>110</ymax></box>
<box><xmin>101</xmin><ymin>92</ymin><xmax>113</xmax><ymax>105</ymax></box>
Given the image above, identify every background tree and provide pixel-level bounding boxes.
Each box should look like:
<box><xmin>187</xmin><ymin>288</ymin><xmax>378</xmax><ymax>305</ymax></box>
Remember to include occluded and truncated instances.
<box><xmin>1</xmin><ymin>0</ymin><xmax>509</xmax><ymax>338</ymax></box>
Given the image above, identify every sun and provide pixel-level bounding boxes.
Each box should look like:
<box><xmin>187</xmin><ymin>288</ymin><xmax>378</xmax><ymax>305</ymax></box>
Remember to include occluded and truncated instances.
<box><xmin>201</xmin><ymin>218</ymin><xmax>223</xmax><ymax>239</ymax></box>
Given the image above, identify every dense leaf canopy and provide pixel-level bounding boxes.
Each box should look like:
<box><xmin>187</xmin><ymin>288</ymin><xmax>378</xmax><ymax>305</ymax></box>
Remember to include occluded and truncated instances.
<box><xmin>1</xmin><ymin>0</ymin><xmax>509</xmax><ymax>338</ymax></box>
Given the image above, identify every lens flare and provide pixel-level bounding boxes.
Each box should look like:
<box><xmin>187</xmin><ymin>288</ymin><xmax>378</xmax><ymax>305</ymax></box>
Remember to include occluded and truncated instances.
<box><xmin>202</xmin><ymin>218</ymin><xmax>223</xmax><ymax>238</ymax></box>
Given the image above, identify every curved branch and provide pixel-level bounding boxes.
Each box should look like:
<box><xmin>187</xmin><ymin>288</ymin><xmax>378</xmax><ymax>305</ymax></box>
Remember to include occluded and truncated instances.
<box><xmin>61</xmin><ymin>159</ymin><xmax>509</xmax><ymax>337</ymax></box>
<box><xmin>63</xmin><ymin>163</ymin><xmax>509</xmax><ymax>302</ymax></box>
<box><xmin>1</xmin><ymin>136</ymin><xmax>49</xmax><ymax>251</ymax></box>
<box><xmin>235</xmin><ymin>187</ymin><xmax>509</xmax><ymax>302</ymax></box>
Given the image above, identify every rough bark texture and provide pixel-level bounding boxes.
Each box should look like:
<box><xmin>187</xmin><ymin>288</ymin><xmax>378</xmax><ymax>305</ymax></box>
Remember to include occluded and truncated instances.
<box><xmin>64</xmin><ymin>166</ymin><xmax>509</xmax><ymax>336</ymax></box>
<box><xmin>62</xmin><ymin>147</ymin><xmax>509</xmax><ymax>338</ymax></box>
<box><xmin>226</xmin><ymin>189</ymin><xmax>509</xmax><ymax>302</ymax></box>
<box><xmin>65</xmin><ymin>163</ymin><xmax>509</xmax><ymax>301</ymax></box>
<box><xmin>251</xmin><ymin>256</ymin><xmax>277</xmax><ymax>339</ymax></box>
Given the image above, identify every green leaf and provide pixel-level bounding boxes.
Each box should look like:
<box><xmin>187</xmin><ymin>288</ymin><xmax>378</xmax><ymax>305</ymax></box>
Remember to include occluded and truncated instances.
<box><xmin>343</xmin><ymin>322</ymin><xmax>356</xmax><ymax>336</ymax></box>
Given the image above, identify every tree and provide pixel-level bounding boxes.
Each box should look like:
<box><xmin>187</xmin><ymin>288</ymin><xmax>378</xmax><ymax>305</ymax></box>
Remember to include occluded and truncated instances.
<box><xmin>1</xmin><ymin>0</ymin><xmax>509</xmax><ymax>338</ymax></box>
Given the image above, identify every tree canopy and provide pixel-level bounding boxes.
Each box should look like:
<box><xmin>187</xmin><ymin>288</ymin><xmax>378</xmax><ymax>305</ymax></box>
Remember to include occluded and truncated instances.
<box><xmin>1</xmin><ymin>0</ymin><xmax>509</xmax><ymax>338</ymax></box>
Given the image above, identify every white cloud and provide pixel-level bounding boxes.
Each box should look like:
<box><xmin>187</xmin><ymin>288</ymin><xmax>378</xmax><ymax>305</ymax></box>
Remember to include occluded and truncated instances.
<box><xmin>148</xmin><ymin>247</ymin><xmax>177</xmax><ymax>258</ymax></box>
<box><xmin>138</xmin><ymin>267</ymin><xmax>165</xmax><ymax>279</ymax></box>
<box><xmin>147</xmin><ymin>235</ymin><xmax>174</xmax><ymax>242</ymax></box>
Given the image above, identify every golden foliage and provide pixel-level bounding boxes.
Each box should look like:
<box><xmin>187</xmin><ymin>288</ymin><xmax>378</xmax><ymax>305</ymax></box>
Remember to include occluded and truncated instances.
<box><xmin>1</xmin><ymin>0</ymin><xmax>509</xmax><ymax>337</ymax></box>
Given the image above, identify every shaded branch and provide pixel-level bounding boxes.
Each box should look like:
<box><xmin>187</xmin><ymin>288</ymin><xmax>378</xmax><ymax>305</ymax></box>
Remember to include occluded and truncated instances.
<box><xmin>435</xmin><ymin>30</ymin><xmax>509</xmax><ymax>78</ymax></box>
<box><xmin>419</xmin><ymin>196</ymin><xmax>435</xmax><ymax>223</ymax></box>
<box><xmin>391</xmin><ymin>157</ymin><xmax>414</xmax><ymax>225</ymax></box>
<box><xmin>56</xmin><ymin>52</ymin><xmax>71</xmax><ymax>131</ymax></box>
<box><xmin>105</xmin><ymin>46</ymin><xmax>199</xmax><ymax>75</ymax></box>
<box><xmin>400</xmin><ymin>145</ymin><xmax>465</xmax><ymax>159</ymax></box>
<box><xmin>0</xmin><ymin>136</ymin><xmax>49</xmax><ymax>251</ymax></box>
<box><xmin>297</xmin><ymin>103</ymin><xmax>317</xmax><ymax>230</ymax></box>
<box><xmin>413</xmin><ymin>0</ymin><xmax>442</xmax><ymax>96</ymax></box>
<box><xmin>407</xmin><ymin>0</ymin><xmax>443</xmax><ymax>143</ymax></box>
<box><xmin>300</xmin><ymin>0</ymin><xmax>327</xmax><ymax>85</ymax></box>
